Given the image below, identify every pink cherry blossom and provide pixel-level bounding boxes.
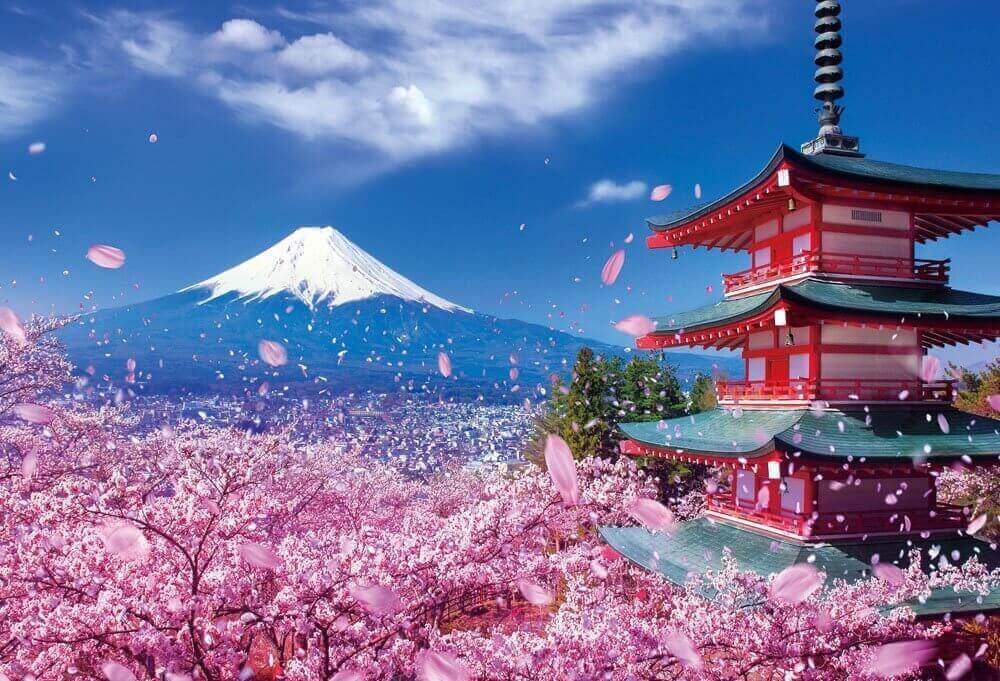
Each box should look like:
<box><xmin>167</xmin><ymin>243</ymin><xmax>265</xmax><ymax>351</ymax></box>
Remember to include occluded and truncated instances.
<box><xmin>601</xmin><ymin>249</ymin><xmax>626</xmax><ymax>285</ymax></box>
<box><xmin>544</xmin><ymin>434</ymin><xmax>579</xmax><ymax>506</ymax></box>
<box><xmin>257</xmin><ymin>339</ymin><xmax>288</xmax><ymax>367</ymax></box>
<box><xmin>86</xmin><ymin>244</ymin><xmax>127</xmax><ymax>269</ymax></box>
<box><xmin>614</xmin><ymin>315</ymin><xmax>656</xmax><ymax>337</ymax></box>
<box><xmin>770</xmin><ymin>564</ymin><xmax>823</xmax><ymax>604</ymax></box>
<box><xmin>650</xmin><ymin>184</ymin><xmax>672</xmax><ymax>201</ymax></box>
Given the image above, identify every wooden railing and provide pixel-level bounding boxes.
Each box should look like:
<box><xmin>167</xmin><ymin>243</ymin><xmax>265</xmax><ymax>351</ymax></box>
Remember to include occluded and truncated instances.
<box><xmin>715</xmin><ymin>378</ymin><xmax>955</xmax><ymax>403</ymax></box>
<box><xmin>722</xmin><ymin>252</ymin><xmax>950</xmax><ymax>293</ymax></box>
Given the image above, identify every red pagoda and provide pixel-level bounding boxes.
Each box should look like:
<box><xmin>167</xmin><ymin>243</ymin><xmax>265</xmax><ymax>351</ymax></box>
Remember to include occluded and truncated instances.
<box><xmin>603</xmin><ymin>0</ymin><xmax>1000</xmax><ymax>614</ymax></box>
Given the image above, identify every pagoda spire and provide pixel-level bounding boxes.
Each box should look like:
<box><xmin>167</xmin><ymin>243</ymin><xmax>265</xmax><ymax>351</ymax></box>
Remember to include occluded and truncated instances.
<box><xmin>801</xmin><ymin>1</ymin><xmax>863</xmax><ymax>157</ymax></box>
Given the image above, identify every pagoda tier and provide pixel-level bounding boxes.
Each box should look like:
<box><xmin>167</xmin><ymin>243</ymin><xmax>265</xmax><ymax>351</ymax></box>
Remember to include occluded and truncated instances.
<box><xmin>636</xmin><ymin>279</ymin><xmax>1000</xmax><ymax>406</ymax></box>
<box><xmin>619</xmin><ymin>408</ymin><xmax>1000</xmax><ymax>541</ymax></box>
<box><xmin>646</xmin><ymin>145</ymin><xmax>1000</xmax><ymax>298</ymax></box>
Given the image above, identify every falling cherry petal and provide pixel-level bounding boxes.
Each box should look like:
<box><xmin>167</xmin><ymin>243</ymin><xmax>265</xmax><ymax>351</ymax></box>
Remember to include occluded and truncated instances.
<box><xmin>21</xmin><ymin>451</ymin><xmax>38</xmax><ymax>479</ymax></box>
<box><xmin>866</xmin><ymin>640</ymin><xmax>936</xmax><ymax>677</ymax></box>
<box><xmin>102</xmin><ymin>662</ymin><xmax>137</xmax><ymax>681</ymax></box>
<box><xmin>86</xmin><ymin>244</ymin><xmax>126</xmax><ymax>269</ymax></box>
<box><xmin>437</xmin><ymin>351</ymin><xmax>452</xmax><ymax>377</ymax></box>
<box><xmin>945</xmin><ymin>654</ymin><xmax>972</xmax><ymax>681</ymax></box>
<box><xmin>258</xmin><ymin>340</ymin><xmax>288</xmax><ymax>367</ymax></box>
<box><xmin>102</xmin><ymin>525</ymin><xmax>149</xmax><ymax>561</ymax></box>
<box><xmin>350</xmin><ymin>583</ymin><xmax>401</xmax><ymax>615</ymax></box>
<box><xmin>937</xmin><ymin>413</ymin><xmax>950</xmax><ymax>434</ymax></box>
<box><xmin>420</xmin><ymin>651</ymin><xmax>471</xmax><ymax>681</ymax></box>
<box><xmin>650</xmin><ymin>184</ymin><xmax>672</xmax><ymax>201</ymax></box>
<box><xmin>695</xmin><ymin>183</ymin><xmax>702</xmax><ymax>199</ymax></box>
<box><xmin>921</xmin><ymin>355</ymin><xmax>941</xmax><ymax>383</ymax></box>
<box><xmin>770</xmin><ymin>564</ymin><xmax>823</xmax><ymax>604</ymax></box>
<box><xmin>988</xmin><ymin>395</ymin><xmax>1000</xmax><ymax>412</ymax></box>
<box><xmin>331</xmin><ymin>672</ymin><xmax>360</xmax><ymax>681</ymax></box>
<box><xmin>14</xmin><ymin>403</ymin><xmax>56</xmax><ymax>424</ymax></box>
<box><xmin>28</xmin><ymin>142</ymin><xmax>46</xmax><ymax>155</ymax></box>
<box><xmin>0</xmin><ymin>307</ymin><xmax>27</xmax><ymax>344</ymax></box>
<box><xmin>614</xmin><ymin>315</ymin><xmax>656</xmax><ymax>337</ymax></box>
<box><xmin>544</xmin><ymin>434</ymin><xmax>579</xmax><ymax>506</ymax></box>
<box><xmin>516</xmin><ymin>579</ymin><xmax>554</xmax><ymax>606</ymax></box>
<box><xmin>872</xmin><ymin>562</ymin><xmax>905</xmax><ymax>587</ymax></box>
<box><xmin>627</xmin><ymin>498</ymin><xmax>674</xmax><ymax>532</ymax></box>
<box><xmin>664</xmin><ymin>630</ymin><xmax>703</xmax><ymax>670</ymax></box>
<box><xmin>601</xmin><ymin>249</ymin><xmax>626</xmax><ymax>285</ymax></box>
<box><xmin>967</xmin><ymin>513</ymin><xmax>988</xmax><ymax>535</ymax></box>
<box><xmin>624</xmin><ymin>232</ymin><xmax>634</xmax><ymax>244</ymax></box>
<box><xmin>239</xmin><ymin>543</ymin><xmax>280</xmax><ymax>570</ymax></box>
<box><xmin>149</xmin><ymin>133</ymin><xmax>158</xmax><ymax>143</ymax></box>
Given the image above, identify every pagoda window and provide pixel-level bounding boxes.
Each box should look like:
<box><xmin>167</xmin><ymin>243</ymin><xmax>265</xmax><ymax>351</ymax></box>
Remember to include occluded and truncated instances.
<box><xmin>780</xmin><ymin>477</ymin><xmax>806</xmax><ymax>514</ymax></box>
<box><xmin>820</xmin><ymin>353</ymin><xmax>919</xmax><ymax>381</ymax></box>
<box><xmin>821</xmin><ymin>232</ymin><xmax>910</xmax><ymax>259</ymax></box>
<box><xmin>784</xmin><ymin>206</ymin><xmax>811</xmax><ymax>231</ymax></box>
<box><xmin>816</xmin><ymin>477</ymin><xmax>931</xmax><ymax>514</ymax></box>
<box><xmin>789</xmin><ymin>353</ymin><xmax>810</xmax><ymax>379</ymax></box>
<box><xmin>755</xmin><ymin>218</ymin><xmax>779</xmax><ymax>242</ymax></box>
<box><xmin>736</xmin><ymin>469</ymin><xmax>756</xmax><ymax>506</ymax></box>
<box><xmin>822</xmin><ymin>204</ymin><xmax>910</xmax><ymax>231</ymax></box>
<box><xmin>752</xmin><ymin>246</ymin><xmax>771</xmax><ymax>269</ymax></box>
<box><xmin>748</xmin><ymin>331</ymin><xmax>774</xmax><ymax>350</ymax></box>
<box><xmin>821</xmin><ymin>326</ymin><xmax>918</xmax><ymax>346</ymax></box>
<box><xmin>792</xmin><ymin>233</ymin><xmax>811</xmax><ymax>256</ymax></box>
<box><xmin>747</xmin><ymin>357</ymin><xmax>766</xmax><ymax>382</ymax></box>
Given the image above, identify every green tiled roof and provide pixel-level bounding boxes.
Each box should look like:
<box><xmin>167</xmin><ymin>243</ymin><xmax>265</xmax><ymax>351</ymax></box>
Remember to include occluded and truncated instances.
<box><xmin>619</xmin><ymin>409</ymin><xmax>801</xmax><ymax>455</ymax></box>
<box><xmin>648</xmin><ymin>144</ymin><xmax>1000</xmax><ymax>230</ymax></box>
<box><xmin>621</xmin><ymin>407</ymin><xmax>1000</xmax><ymax>462</ymax></box>
<box><xmin>648</xmin><ymin>279</ymin><xmax>1000</xmax><ymax>336</ymax></box>
<box><xmin>600</xmin><ymin>518</ymin><xmax>1000</xmax><ymax>616</ymax></box>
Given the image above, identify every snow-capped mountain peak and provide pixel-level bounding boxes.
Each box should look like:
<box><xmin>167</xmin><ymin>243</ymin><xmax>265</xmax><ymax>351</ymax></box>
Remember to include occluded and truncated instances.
<box><xmin>181</xmin><ymin>226</ymin><xmax>471</xmax><ymax>313</ymax></box>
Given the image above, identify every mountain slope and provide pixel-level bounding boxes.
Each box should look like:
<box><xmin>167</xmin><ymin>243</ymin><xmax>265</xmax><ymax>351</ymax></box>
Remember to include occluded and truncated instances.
<box><xmin>59</xmin><ymin>227</ymin><xmax>740</xmax><ymax>399</ymax></box>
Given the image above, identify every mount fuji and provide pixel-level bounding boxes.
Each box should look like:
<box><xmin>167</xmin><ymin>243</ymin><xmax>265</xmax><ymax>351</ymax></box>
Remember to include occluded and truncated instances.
<box><xmin>59</xmin><ymin>227</ymin><xmax>737</xmax><ymax>399</ymax></box>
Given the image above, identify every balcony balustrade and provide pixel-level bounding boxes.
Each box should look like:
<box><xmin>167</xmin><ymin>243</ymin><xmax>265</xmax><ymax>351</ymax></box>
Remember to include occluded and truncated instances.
<box><xmin>715</xmin><ymin>378</ymin><xmax>955</xmax><ymax>403</ymax></box>
<box><xmin>722</xmin><ymin>251</ymin><xmax>950</xmax><ymax>294</ymax></box>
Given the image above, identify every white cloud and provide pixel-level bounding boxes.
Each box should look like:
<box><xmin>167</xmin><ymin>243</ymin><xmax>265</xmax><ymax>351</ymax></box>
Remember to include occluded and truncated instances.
<box><xmin>0</xmin><ymin>54</ymin><xmax>62</xmax><ymax>136</ymax></box>
<box><xmin>579</xmin><ymin>179</ymin><xmax>648</xmax><ymax>206</ymax></box>
<box><xmin>276</xmin><ymin>33</ymin><xmax>368</xmax><ymax>75</ymax></box>
<box><xmin>209</xmin><ymin>19</ymin><xmax>284</xmax><ymax>53</ymax></box>
<box><xmin>85</xmin><ymin>1</ymin><xmax>767</xmax><ymax>167</ymax></box>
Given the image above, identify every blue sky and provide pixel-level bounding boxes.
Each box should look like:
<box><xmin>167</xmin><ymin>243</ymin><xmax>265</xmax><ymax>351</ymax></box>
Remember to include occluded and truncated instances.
<box><xmin>2</xmin><ymin>0</ymin><xmax>999</xmax><ymax>366</ymax></box>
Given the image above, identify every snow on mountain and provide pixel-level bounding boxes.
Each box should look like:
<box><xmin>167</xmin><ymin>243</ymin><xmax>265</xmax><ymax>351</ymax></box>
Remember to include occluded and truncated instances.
<box><xmin>181</xmin><ymin>226</ymin><xmax>470</xmax><ymax>313</ymax></box>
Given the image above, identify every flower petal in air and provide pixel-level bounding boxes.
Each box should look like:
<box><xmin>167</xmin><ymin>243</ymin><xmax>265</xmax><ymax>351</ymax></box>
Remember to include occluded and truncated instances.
<box><xmin>350</xmin><ymin>583</ymin><xmax>401</xmax><ymax>615</ymax></box>
<box><xmin>921</xmin><ymin>355</ymin><xmax>941</xmax><ymax>383</ymax></box>
<box><xmin>0</xmin><ymin>307</ymin><xmax>26</xmax><ymax>343</ymax></box>
<box><xmin>86</xmin><ymin>244</ymin><xmax>126</xmax><ymax>269</ymax></box>
<box><xmin>650</xmin><ymin>184</ymin><xmax>672</xmax><ymax>201</ymax></box>
<box><xmin>769</xmin><ymin>564</ymin><xmax>823</xmax><ymax>604</ymax></box>
<box><xmin>627</xmin><ymin>498</ymin><xmax>675</xmax><ymax>532</ymax></box>
<box><xmin>988</xmin><ymin>394</ymin><xmax>1000</xmax><ymax>412</ymax></box>
<box><xmin>872</xmin><ymin>562</ymin><xmax>905</xmax><ymax>587</ymax></box>
<box><xmin>239</xmin><ymin>542</ymin><xmax>280</xmax><ymax>570</ymax></box>
<box><xmin>258</xmin><ymin>340</ymin><xmax>287</xmax><ymax>367</ymax></box>
<box><xmin>420</xmin><ymin>651</ymin><xmax>471</xmax><ymax>681</ymax></box>
<box><xmin>967</xmin><ymin>513</ymin><xmax>988</xmax><ymax>535</ymax></box>
<box><xmin>601</xmin><ymin>249</ymin><xmax>626</xmax><ymax>285</ymax></box>
<box><xmin>614</xmin><ymin>315</ymin><xmax>656</xmax><ymax>337</ymax></box>
<box><xmin>437</xmin><ymin>351</ymin><xmax>452</xmax><ymax>377</ymax></box>
<box><xmin>102</xmin><ymin>524</ymin><xmax>149</xmax><ymax>561</ymax></box>
<box><xmin>14</xmin><ymin>403</ymin><xmax>56</xmax><ymax>424</ymax></box>
<box><xmin>544</xmin><ymin>434</ymin><xmax>579</xmax><ymax>506</ymax></box>
<box><xmin>102</xmin><ymin>662</ymin><xmax>137</xmax><ymax>681</ymax></box>
<box><xmin>866</xmin><ymin>640</ymin><xmax>936</xmax><ymax>677</ymax></box>
<box><xmin>664</xmin><ymin>629</ymin><xmax>703</xmax><ymax>670</ymax></box>
<box><xmin>516</xmin><ymin>579</ymin><xmax>554</xmax><ymax>606</ymax></box>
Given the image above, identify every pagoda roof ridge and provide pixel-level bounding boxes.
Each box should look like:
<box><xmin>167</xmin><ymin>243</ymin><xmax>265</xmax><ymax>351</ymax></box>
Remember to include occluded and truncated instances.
<box><xmin>620</xmin><ymin>406</ymin><xmax>1000</xmax><ymax>463</ymax></box>
<box><xmin>645</xmin><ymin>279</ymin><xmax>1000</xmax><ymax>338</ymax></box>
<box><xmin>647</xmin><ymin>143</ymin><xmax>1000</xmax><ymax>231</ymax></box>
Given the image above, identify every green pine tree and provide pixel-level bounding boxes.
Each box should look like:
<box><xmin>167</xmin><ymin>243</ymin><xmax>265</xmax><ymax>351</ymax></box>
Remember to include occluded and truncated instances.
<box><xmin>688</xmin><ymin>372</ymin><xmax>718</xmax><ymax>414</ymax></box>
<box><xmin>618</xmin><ymin>353</ymin><xmax>686</xmax><ymax>423</ymax></box>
